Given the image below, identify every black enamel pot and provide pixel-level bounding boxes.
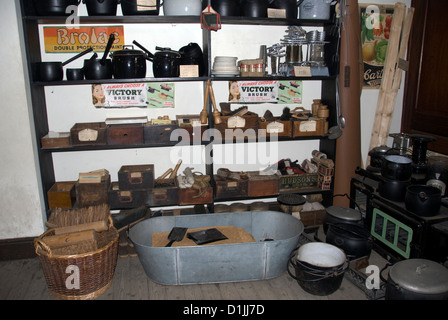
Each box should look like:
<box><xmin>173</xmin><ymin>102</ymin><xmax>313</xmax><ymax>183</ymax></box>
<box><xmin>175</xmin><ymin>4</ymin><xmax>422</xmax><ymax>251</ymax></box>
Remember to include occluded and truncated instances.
<box><xmin>381</xmin><ymin>155</ymin><xmax>412</xmax><ymax>181</ymax></box>
<box><xmin>323</xmin><ymin>206</ymin><xmax>362</xmax><ymax>234</ymax></box>
<box><xmin>83</xmin><ymin>0</ymin><xmax>118</xmax><ymax>16</ymax></box>
<box><xmin>132</xmin><ymin>41</ymin><xmax>181</xmax><ymax>78</ymax></box>
<box><xmin>326</xmin><ymin>223</ymin><xmax>372</xmax><ymax>260</ymax></box>
<box><xmin>34</xmin><ymin>0</ymin><xmax>80</xmax><ymax>16</ymax></box>
<box><xmin>405</xmin><ymin>184</ymin><xmax>441</xmax><ymax>217</ymax></box>
<box><xmin>268</xmin><ymin>0</ymin><xmax>298</xmax><ymax>19</ymax></box>
<box><xmin>179</xmin><ymin>43</ymin><xmax>205</xmax><ymax>76</ymax></box>
<box><xmin>242</xmin><ymin>0</ymin><xmax>269</xmax><ymax>17</ymax></box>
<box><xmin>84</xmin><ymin>33</ymin><xmax>114</xmax><ymax>80</ymax></box>
<box><xmin>209</xmin><ymin>0</ymin><xmax>241</xmax><ymax>16</ymax></box>
<box><xmin>110</xmin><ymin>45</ymin><xmax>150</xmax><ymax>79</ymax></box>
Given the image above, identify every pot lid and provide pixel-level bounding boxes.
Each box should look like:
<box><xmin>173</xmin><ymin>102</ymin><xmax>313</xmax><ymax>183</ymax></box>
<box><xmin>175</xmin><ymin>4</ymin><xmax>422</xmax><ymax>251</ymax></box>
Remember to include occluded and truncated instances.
<box><xmin>326</xmin><ymin>206</ymin><xmax>361</xmax><ymax>221</ymax></box>
<box><xmin>112</xmin><ymin>47</ymin><xmax>146</xmax><ymax>57</ymax></box>
<box><xmin>389</xmin><ymin>259</ymin><xmax>448</xmax><ymax>294</ymax></box>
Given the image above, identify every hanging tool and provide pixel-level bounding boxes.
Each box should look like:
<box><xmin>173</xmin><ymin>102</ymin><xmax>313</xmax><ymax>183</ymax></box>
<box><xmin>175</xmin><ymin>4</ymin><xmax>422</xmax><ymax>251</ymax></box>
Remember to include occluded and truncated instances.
<box><xmin>200</xmin><ymin>81</ymin><xmax>210</xmax><ymax>124</ymax></box>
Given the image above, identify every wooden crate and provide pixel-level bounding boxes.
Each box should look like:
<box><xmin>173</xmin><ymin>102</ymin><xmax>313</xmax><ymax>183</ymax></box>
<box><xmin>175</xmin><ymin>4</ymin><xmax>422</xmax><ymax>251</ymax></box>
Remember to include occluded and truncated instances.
<box><xmin>70</xmin><ymin>122</ymin><xmax>107</xmax><ymax>146</ymax></box>
<box><xmin>47</xmin><ymin>181</ymin><xmax>76</xmax><ymax>209</ymax></box>
<box><xmin>291</xmin><ymin>118</ymin><xmax>326</xmax><ymax>137</ymax></box>
<box><xmin>108</xmin><ymin>182</ymin><xmax>147</xmax><ymax>209</ymax></box>
<box><xmin>246</xmin><ymin>172</ymin><xmax>279</xmax><ymax>197</ymax></box>
<box><xmin>107</xmin><ymin>124</ymin><xmax>144</xmax><ymax>145</ymax></box>
<box><xmin>118</xmin><ymin>164</ymin><xmax>154</xmax><ymax>190</ymax></box>
<box><xmin>300</xmin><ymin>209</ymin><xmax>326</xmax><ymax>227</ymax></box>
<box><xmin>279</xmin><ymin>173</ymin><xmax>319</xmax><ymax>192</ymax></box>
<box><xmin>41</xmin><ymin>132</ymin><xmax>70</xmax><ymax>149</ymax></box>
<box><xmin>75</xmin><ymin>174</ymin><xmax>111</xmax><ymax>208</ymax></box>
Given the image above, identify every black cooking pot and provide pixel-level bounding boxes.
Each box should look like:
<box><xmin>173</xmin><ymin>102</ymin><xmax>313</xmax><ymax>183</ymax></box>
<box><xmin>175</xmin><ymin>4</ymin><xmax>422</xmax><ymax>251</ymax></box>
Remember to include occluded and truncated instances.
<box><xmin>381</xmin><ymin>155</ymin><xmax>412</xmax><ymax>181</ymax></box>
<box><xmin>132</xmin><ymin>41</ymin><xmax>181</xmax><ymax>78</ymax></box>
<box><xmin>242</xmin><ymin>0</ymin><xmax>269</xmax><ymax>17</ymax></box>
<box><xmin>287</xmin><ymin>243</ymin><xmax>348</xmax><ymax>296</ymax></box>
<box><xmin>381</xmin><ymin>259</ymin><xmax>448</xmax><ymax>300</ymax></box>
<box><xmin>34</xmin><ymin>47</ymin><xmax>93</xmax><ymax>82</ymax></box>
<box><xmin>405</xmin><ymin>184</ymin><xmax>441</xmax><ymax>217</ymax></box>
<box><xmin>84</xmin><ymin>33</ymin><xmax>115</xmax><ymax>80</ymax></box>
<box><xmin>368</xmin><ymin>145</ymin><xmax>395</xmax><ymax>171</ymax></box>
<box><xmin>110</xmin><ymin>45</ymin><xmax>150</xmax><ymax>79</ymax></box>
<box><xmin>268</xmin><ymin>0</ymin><xmax>298</xmax><ymax>19</ymax></box>
<box><xmin>323</xmin><ymin>206</ymin><xmax>362</xmax><ymax>234</ymax></box>
<box><xmin>179</xmin><ymin>43</ymin><xmax>205</xmax><ymax>76</ymax></box>
<box><xmin>209</xmin><ymin>0</ymin><xmax>241</xmax><ymax>16</ymax></box>
<box><xmin>326</xmin><ymin>223</ymin><xmax>373</xmax><ymax>260</ymax></box>
<box><xmin>355</xmin><ymin>167</ymin><xmax>410</xmax><ymax>202</ymax></box>
<box><xmin>82</xmin><ymin>0</ymin><xmax>118</xmax><ymax>16</ymax></box>
<box><xmin>66</xmin><ymin>52</ymin><xmax>97</xmax><ymax>80</ymax></box>
<box><xmin>34</xmin><ymin>0</ymin><xmax>80</xmax><ymax>16</ymax></box>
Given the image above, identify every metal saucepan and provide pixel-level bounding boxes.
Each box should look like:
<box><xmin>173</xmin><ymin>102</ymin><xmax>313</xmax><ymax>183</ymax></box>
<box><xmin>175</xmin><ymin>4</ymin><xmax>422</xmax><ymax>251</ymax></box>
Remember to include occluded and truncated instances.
<box><xmin>35</xmin><ymin>47</ymin><xmax>93</xmax><ymax>82</ymax></box>
<box><xmin>66</xmin><ymin>52</ymin><xmax>98</xmax><ymax>81</ymax></box>
<box><xmin>132</xmin><ymin>40</ymin><xmax>181</xmax><ymax>78</ymax></box>
<box><xmin>84</xmin><ymin>33</ymin><xmax>115</xmax><ymax>80</ymax></box>
<box><xmin>381</xmin><ymin>155</ymin><xmax>413</xmax><ymax>181</ymax></box>
<box><xmin>405</xmin><ymin>184</ymin><xmax>442</xmax><ymax>217</ymax></box>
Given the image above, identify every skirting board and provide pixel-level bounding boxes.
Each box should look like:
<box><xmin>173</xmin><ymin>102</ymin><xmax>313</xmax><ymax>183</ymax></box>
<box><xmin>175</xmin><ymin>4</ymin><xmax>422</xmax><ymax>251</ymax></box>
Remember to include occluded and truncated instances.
<box><xmin>0</xmin><ymin>237</ymin><xmax>36</xmax><ymax>260</ymax></box>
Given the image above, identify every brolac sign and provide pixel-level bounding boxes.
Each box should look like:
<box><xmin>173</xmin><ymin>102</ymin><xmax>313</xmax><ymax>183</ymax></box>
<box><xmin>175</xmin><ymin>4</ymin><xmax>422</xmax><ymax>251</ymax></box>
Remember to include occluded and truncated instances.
<box><xmin>43</xmin><ymin>26</ymin><xmax>125</xmax><ymax>53</ymax></box>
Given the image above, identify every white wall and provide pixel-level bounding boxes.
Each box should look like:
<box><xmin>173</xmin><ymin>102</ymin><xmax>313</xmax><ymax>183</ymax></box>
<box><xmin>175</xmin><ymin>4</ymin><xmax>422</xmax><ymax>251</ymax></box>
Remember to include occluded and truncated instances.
<box><xmin>0</xmin><ymin>0</ymin><xmax>46</xmax><ymax>239</ymax></box>
<box><xmin>0</xmin><ymin>0</ymin><xmax>410</xmax><ymax>239</ymax></box>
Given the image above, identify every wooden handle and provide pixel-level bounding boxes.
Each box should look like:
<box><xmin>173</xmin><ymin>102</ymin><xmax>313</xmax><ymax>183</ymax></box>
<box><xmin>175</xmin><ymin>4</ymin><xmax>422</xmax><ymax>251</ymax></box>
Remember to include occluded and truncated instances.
<box><xmin>200</xmin><ymin>81</ymin><xmax>210</xmax><ymax>124</ymax></box>
<box><xmin>42</xmin><ymin>230</ymin><xmax>96</xmax><ymax>249</ymax></box>
<box><xmin>53</xmin><ymin>220</ymin><xmax>108</xmax><ymax>235</ymax></box>
<box><xmin>158</xmin><ymin>168</ymin><xmax>173</xmax><ymax>180</ymax></box>
<box><xmin>169</xmin><ymin>159</ymin><xmax>182</xmax><ymax>179</ymax></box>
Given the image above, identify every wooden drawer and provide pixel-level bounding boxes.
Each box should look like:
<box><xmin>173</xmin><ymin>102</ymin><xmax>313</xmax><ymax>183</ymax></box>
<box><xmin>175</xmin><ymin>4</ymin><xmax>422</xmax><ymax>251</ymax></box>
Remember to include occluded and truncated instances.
<box><xmin>291</xmin><ymin>118</ymin><xmax>326</xmax><ymax>137</ymax></box>
<box><xmin>70</xmin><ymin>122</ymin><xmax>107</xmax><ymax>146</ymax></box>
<box><xmin>47</xmin><ymin>181</ymin><xmax>76</xmax><ymax>209</ymax></box>
<box><xmin>108</xmin><ymin>182</ymin><xmax>147</xmax><ymax>209</ymax></box>
<box><xmin>107</xmin><ymin>124</ymin><xmax>144</xmax><ymax>145</ymax></box>
<box><xmin>214</xmin><ymin>113</ymin><xmax>259</xmax><ymax>141</ymax></box>
<box><xmin>144</xmin><ymin>121</ymin><xmax>179</xmax><ymax>145</ymax></box>
<box><xmin>178</xmin><ymin>185</ymin><xmax>213</xmax><ymax>205</ymax></box>
<box><xmin>258</xmin><ymin>119</ymin><xmax>292</xmax><ymax>138</ymax></box>
<box><xmin>214</xmin><ymin>175</ymin><xmax>248</xmax><ymax>200</ymax></box>
<box><xmin>41</xmin><ymin>132</ymin><xmax>70</xmax><ymax>149</ymax></box>
<box><xmin>147</xmin><ymin>178</ymin><xmax>179</xmax><ymax>207</ymax></box>
<box><xmin>118</xmin><ymin>164</ymin><xmax>154</xmax><ymax>190</ymax></box>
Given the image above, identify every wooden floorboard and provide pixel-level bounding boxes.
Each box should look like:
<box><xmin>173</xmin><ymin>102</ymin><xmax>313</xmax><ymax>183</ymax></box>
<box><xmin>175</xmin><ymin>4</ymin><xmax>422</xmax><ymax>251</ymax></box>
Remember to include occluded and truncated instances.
<box><xmin>0</xmin><ymin>254</ymin><xmax>373</xmax><ymax>301</ymax></box>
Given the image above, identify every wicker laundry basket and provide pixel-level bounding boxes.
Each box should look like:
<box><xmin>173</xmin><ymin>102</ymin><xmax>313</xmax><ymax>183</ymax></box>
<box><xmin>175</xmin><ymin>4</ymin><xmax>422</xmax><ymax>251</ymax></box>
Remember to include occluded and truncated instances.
<box><xmin>34</xmin><ymin>223</ymin><xmax>118</xmax><ymax>300</ymax></box>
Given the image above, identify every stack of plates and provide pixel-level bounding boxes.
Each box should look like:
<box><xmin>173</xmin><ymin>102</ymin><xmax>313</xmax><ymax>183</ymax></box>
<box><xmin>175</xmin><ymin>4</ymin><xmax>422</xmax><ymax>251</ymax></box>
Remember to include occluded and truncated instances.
<box><xmin>212</xmin><ymin>56</ymin><xmax>239</xmax><ymax>76</ymax></box>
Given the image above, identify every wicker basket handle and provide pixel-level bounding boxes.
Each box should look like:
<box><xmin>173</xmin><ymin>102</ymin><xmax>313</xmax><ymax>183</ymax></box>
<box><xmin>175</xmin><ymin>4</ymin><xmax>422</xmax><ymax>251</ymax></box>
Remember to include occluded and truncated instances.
<box><xmin>34</xmin><ymin>238</ymin><xmax>52</xmax><ymax>257</ymax></box>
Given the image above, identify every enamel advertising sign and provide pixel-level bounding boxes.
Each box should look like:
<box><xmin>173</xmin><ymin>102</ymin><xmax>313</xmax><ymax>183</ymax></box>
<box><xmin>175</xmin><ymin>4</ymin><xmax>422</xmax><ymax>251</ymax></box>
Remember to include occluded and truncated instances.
<box><xmin>43</xmin><ymin>26</ymin><xmax>125</xmax><ymax>53</ymax></box>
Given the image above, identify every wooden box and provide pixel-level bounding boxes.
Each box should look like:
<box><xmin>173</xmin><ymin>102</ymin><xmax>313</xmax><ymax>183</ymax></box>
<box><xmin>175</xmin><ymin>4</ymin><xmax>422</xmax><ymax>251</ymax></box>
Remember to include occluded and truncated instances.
<box><xmin>214</xmin><ymin>175</ymin><xmax>248</xmax><ymax>200</ymax></box>
<box><xmin>300</xmin><ymin>209</ymin><xmax>326</xmax><ymax>227</ymax></box>
<box><xmin>214</xmin><ymin>113</ymin><xmax>259</xmax><ymax>141</ymax></box>
<box><xmin>176</xmin><ymin>114</ymin><xmax>207</xmax><ymax>143</ymax></box>
<box><xmin>147</xmin><ymin>178</ymin><xmax>179</xmax><ymax>207</ymax></box>
<box><xmin>246</xmin><ymin>172</ymin><xmax>279</xmax><ymax>197</ymax></box>
<box><xmin>41</xmin><ymin>132</ymin><xmax>70</xmax><ymax>149</ymax></box>
<box><xmin>144</xmin><ymin>121</ymin><xmax>179</xmax><ymax>145</ymax></box>
<box><xmin>279</xmin><ymin>173</ymin><xmax>319</xmax><ymax>192</ymax></box>
<box><xmin>75</xmin><ymin>174</ymin><xmax>111</xmax><ymax>208</ymax></box>
<box><xmin>178</xmin><ymin>185</ymin><xmax>213</xmax><ymax>205</ymax></box>
<box><xmin>47</xmin><ymin>181</ymin><xmax>76</xmax><ymax>209</ymax></box>
<box><xmin>118</xmin><ymin>164</ymin><xmax>154</xmax><ymax>190</ymax></box>
<box><xmin>258</xmin><ymin>119</ymin><xmax>292</xmax><ymax>138</ymax></box>
<box><xmin>291</xmin><ymin>118</ymin><xmax>326</xmax><ymax>137</ymax></box>
<box><xmin>107</xmin><ymin>124</ymin><xmax>144</xmax><ymax>145</ymax></box>
<box><xmin>70</xmin><ymin>122</ymin><xmax>107</xmax><ymax>146</ymax></box>
<box><xmin>108</xmin><ymin>182</ymin><xmax>147</xmax><ymax>209</ymax></box>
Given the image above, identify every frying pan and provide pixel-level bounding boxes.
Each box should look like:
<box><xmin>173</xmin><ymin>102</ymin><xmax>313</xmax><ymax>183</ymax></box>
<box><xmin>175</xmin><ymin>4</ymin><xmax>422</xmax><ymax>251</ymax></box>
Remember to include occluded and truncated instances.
<box><xmin>35</xmin><ymin>47</ymin><xmax>93</xmax><ymax>82</ymax></box>
<box><xmin>84</xmin><ymin>33</ymin><xmax>115</xmax><ymax>80</ymax></box>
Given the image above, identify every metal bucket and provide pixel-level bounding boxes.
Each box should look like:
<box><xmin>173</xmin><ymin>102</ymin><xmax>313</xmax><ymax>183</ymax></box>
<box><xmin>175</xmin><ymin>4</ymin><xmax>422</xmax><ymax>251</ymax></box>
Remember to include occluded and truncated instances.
<box><xmin>129</xmin><ymin>211</ymin><xmax>304</xmax><ymax>285</ymax></box>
